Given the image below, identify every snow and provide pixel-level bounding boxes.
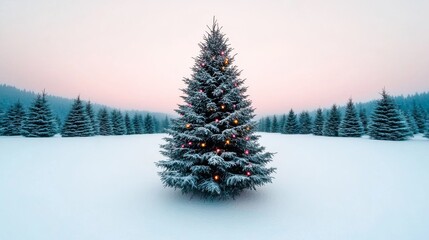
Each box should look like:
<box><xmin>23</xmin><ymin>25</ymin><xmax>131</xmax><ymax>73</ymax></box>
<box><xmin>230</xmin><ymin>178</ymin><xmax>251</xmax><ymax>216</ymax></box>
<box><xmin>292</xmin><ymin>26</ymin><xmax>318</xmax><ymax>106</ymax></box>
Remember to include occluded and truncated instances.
<box><xmin>1</xmin><ymin>133</ymin><xmax>428</xmax><ymax>240</ymax></box>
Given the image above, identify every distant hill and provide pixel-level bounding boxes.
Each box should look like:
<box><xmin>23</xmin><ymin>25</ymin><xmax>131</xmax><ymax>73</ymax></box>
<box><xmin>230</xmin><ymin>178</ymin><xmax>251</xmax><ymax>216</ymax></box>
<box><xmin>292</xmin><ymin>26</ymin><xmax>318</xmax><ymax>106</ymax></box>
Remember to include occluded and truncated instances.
<box><xmin>0</xmin><ymin>84</ymin><xmax>170</xmax><ymax>121</ymax></box>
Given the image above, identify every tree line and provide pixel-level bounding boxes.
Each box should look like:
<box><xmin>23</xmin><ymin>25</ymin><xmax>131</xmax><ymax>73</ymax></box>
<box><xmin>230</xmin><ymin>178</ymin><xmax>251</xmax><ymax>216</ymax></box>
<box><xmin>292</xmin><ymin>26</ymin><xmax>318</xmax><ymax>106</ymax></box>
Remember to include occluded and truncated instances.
<box><xmin>0</xmin><ymin>91</ymin><xmax>171</xmax><ymax>137</ymax></box>
<box><xmin>259</xmin><ymin>89</ymin><xmax>429</xmax><ymax>141</ymax></box>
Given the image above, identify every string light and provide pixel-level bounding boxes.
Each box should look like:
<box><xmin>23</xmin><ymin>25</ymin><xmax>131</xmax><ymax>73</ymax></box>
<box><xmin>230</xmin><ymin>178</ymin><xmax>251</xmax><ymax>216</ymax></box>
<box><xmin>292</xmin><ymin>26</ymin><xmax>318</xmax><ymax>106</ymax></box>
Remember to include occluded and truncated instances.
<box><xmin>181</xmin><ymin>144</ymin><xmax>185</xmax><ymax>148</ymax></box>
<box><xmin>233</xmin><ymin>104</ymin><xmax>236</xmax><ymax>108</ymax></box>
<box><xmin>221</xmin><ymin>105</ymin><xmax>225</xmax><ymax>110</ymax></box>
<box><xmin>245</xmin><ymin>150</ymin><xmax>249</xmax><ymax>155</ymax></box>
<box><xmin>246</xmin><ymin>126</ymin><xmax>250</xmax><ymax>131</ymax></box>
<box><xmin>199</xmin><ymin>89</ymin><xmax>203</xmax><ymax>92</ymax></box>
<box><xmin>222</xmin><ymin>66</ymin><xmax>225</xmax><ymax>71</ymax></box>
<box><xmin>215</xmin><ymin>118</ymin><xmax>219</xmax><ymax>123</ymax></box>
<box><xmin>188</xmin><ymin>142</ymin><xmax>192</xmax><ymax>145</ymax></box>
<box><xmin>245</xmin><ymin>136</ymin><xmax>250</xmax><ymax>141</ymax></box>
<box><xmin>216</xmin><ymin>148</ymin><xmax>221</xmax><ymax>154</ymax></box>
<box><xmin>224</xmin><ymin>58</ymin><xmax>229</xmax><ymax>65</ymax></box>
<box><xmin>186</xmin><ymin>123</ymin><xmax>191</xmax><ymax>129</ymax></box>
<box><xmin>225</xmin><ymin>139</ymin><xmax>230</xmax><ymax>145</ymax></box>
<box><xmin>232</xmin><ymin>134</ymin><xmax>236</xmax><ymax>138</ymax></box>
<box><xmin>221</xmin><ymin>51</ymin><xmax>224</xmax><ymax>56</ymax></box>
<box><xmin>201</xmin><ymin>143</ymin><xmax>206</xmax><ymax>148</ymax></box>
<box><xmin>233</xmin><ymin>119</ymin><xmax>239</xmax><ymax>124</ymax></box>
<box><xmin>214</xmin><ymin>175</ymin><xmax>220</xmax><ymax>181</ymax></box>
<box><xmin>246</xmin><ymin>171</ymin><xmax>251</xmax><ymax>176</ymax></box>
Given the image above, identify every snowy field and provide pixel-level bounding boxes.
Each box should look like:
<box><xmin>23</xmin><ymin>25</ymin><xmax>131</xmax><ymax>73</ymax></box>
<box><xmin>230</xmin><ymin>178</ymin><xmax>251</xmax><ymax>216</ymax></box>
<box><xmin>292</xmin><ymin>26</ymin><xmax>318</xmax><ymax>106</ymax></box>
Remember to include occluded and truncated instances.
<box><xmin>1</xmin><ymin>133</ymin><xmax>428</xmax><ymax>240</ymax></box>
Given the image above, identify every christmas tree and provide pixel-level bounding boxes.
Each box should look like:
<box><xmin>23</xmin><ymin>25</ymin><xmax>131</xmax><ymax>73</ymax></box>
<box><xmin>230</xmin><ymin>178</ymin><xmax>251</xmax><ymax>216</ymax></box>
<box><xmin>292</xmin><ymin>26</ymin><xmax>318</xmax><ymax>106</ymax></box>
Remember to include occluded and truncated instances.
<box><xmin>2</xmin><ymin>101</ymin><xmax>26</xmax><ymax>136</ymax></box>
<box><xmin>271</xmin><ymin>115</ymin><xmax>279</xmax><ymax>133</ymax></box>
<box><xmin>338</xmin><ymin>99</ymin><xmax>363</xmax><ymax>137</ymax></box>
<box><xmin>323</xmin><ymin>104</ymin><xmax>341</xmax><ymax>137</ymax></box>
<box><xmin>62</xmin><ymin>96</ymin><xmax>94</xmax><ymax>137</ymax></box>
<box><xmin>22</xmin><ymin>91</ymin><xmax>57</xmax><ymax>137</ymax></box>
<box><xmin>312</xmin><ymin>108</ymin><xmax>324</xmax><ymax>136</ymax></box>
<box><xmin>98</xmin><ymin>108</ymin><xmax>113</xmax><ymax>136</ymax></box>
<box><xmin>156</xmin><ymin>20</ymin><xmax>275</xmax><ymax>200</ymax></box>
<box><xmin>143</xmin><ymin>113</ymin><xmax>154</xmax><ymax>134</ymax></box>
<box><xmin>298</xmin><ymin>111</ymin><xmax>312</xmax><ymax>134</ymax></box>
<box><xmin>404</xmin><ymin>111</ymin><xmax>418</xmax><ymax>135</ymax></box>
<box><xmin>368</xmin><ymin>89</ymin><xmax>411</xmax><ymax>141</ymax></box>
<box><xmin>424</xmin><ymin>122</ymin><xmax>429</xmax><ymax>139</ymax></box>
<box><xmin>284</xmin><ymin>109</ymin><xmax>299</xmax><ymax>134</ymax></box>
<box><xmin>412</xmin><ymin>102</ymin><xmax>426</xmax><ymax>133</ymax></box>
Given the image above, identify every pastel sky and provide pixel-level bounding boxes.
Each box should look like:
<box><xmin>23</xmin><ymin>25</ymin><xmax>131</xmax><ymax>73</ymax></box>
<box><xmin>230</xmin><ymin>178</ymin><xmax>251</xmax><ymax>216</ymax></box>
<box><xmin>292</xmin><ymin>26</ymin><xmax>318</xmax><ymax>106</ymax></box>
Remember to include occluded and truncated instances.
<box><xmin>1</xmin><ymin>0</ymin><xmax>429</xmax><ymax>115</ymax></box>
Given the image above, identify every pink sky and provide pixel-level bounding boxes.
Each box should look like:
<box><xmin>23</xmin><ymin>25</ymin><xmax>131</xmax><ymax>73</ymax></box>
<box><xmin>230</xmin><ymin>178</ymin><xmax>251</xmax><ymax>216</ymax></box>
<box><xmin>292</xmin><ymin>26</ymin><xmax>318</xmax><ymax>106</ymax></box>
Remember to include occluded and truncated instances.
<box><xmin>1</xmin><ymin>0</ymin><xmax>429</xmax><ymax>115</ymax></box>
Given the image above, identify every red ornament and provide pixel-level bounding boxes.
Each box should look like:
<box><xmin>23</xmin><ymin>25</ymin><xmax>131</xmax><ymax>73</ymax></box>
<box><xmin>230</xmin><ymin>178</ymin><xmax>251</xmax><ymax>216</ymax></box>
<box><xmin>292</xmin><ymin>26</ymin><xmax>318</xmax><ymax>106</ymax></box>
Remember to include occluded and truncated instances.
<box><xmin>246</xmin><ymin>171</ymin><xmax>251</xmax><ymax>176</ymax></box>
<box><xmin>188</xmin><ymin>142</ymin><xmax>192</xmax><ymax>145</ymax></box>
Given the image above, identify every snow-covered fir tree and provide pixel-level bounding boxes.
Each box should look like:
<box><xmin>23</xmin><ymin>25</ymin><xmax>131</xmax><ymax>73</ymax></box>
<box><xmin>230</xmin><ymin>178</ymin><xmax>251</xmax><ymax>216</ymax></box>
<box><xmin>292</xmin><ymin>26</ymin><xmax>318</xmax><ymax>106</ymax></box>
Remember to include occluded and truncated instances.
<box><xmin>98</xmin><ymin>108</ymin><xmax>112</xmax><ymax>136</ymax></box>
<box><xmin>284</xmin><ymin>109</ymin><xmax>299</xmax><ymax>134</ymax></box>
<box><xmin>404</xmin><ymin>111</ymin><xmax>418</xmax><ymax>134</ymax></box>
<box><xmin>132</xmin><ymin>113</ymin><xmax>143</xmax><ymax>134</ymax></box>
<box><xmin>424</xmin><ymin>122</ymin><xmax>429</xmax><ymax>139</ymax></box>
<box><xmin>2</xmin><ymin>101</ymin><xmax>26</xmax><ymax>136</ymax></box>
<box><xmin>279</xmin><ymin>114</ymin><xmax>286</xmax><ymax>133</ymax></box>
<box><xmin>22</xmin><ymin>91</ymin><xmax>57</xmax><ymax>137</ymax></box>
<box><xmin>271</xmin><ymin>115</ymin><xmax>279</xmax><ymax>133</ymax></box>
<box><xmin>323</xmin><ymin>104</ymin><xmax>341</xmax><ymax>137</ymax></box>
<box><xmin>264</xmin><ymin>117</ymin><xmax>272</xmax><ymax>132</ymax></box>
<box><xmin>86</xmin><ymin>101</ymin><xmax>99</xmax><ymax>135</ymax></box>
<box><xmin>368</xmin><ymin>89</ymin><xmax>411</xmax><ymax>141</ymax></box>
<box><xmin>111</xmin><ymin>110</ymin><xmax>126</xmax><ymax>135</ymax></box>
<box><xmin>161</xmin><ymin>116</ymin><xmax>170</xmax><ymax>133</ymax></box>
<box><xmin>412</xmin><ymin>102</ymin><xmax>426</xmax><ymax>133</ymax></box>
<box><xmin>157</xmin><ymin>20</ymin><xmax>275</xmax><ymax>199</ymax></box>
<box><xmin>153</xmin><ymin>116</ymin><xmax>161</xmax><ymax>133</ymax></box>
<box><xmin>298</xmin><ymin>111</ymin><xmax>312</xmax><ymax>134</ymax></box>
<box><xmin>312</xmin><ymin>108</ymin><xmax>324</xmax><ymax>136</ymax></box>
<box><xmin>359</xmin><ymin>108</ymin><xmax>368</xmax><ymax>134</ymax></box>
<box><xmin>62</xmin><ymin>96</ymin><xmax>94</xmax><ymax>137</ymax></box>
<box><xmin>338</xmin><ymin>99</ymin><xmax>363</xmax><ymax>137</ymax></box>
<box><xmin>124</xmin><ymin>113</ymin><xmax>135</xmax><ymax>135</ymax></box>
<box><xmin>143</xmin><ymin>113</ymin><xmax>154</xmax><ymax>134</ymax></box>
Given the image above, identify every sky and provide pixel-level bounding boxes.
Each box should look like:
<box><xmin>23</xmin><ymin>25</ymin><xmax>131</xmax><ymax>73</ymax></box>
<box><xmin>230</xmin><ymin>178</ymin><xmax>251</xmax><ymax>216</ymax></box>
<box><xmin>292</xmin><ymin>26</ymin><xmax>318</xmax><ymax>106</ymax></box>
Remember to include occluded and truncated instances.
<box><xmin>1</xmin><ymin>0</ymin><xmax>429</xmax><ymax>115</ymax></box>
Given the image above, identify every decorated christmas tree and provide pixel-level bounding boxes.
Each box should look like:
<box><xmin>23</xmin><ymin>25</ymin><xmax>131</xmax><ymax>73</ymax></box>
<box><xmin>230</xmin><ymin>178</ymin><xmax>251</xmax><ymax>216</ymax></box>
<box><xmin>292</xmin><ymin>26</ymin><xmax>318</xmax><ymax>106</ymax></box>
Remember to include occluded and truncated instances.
<box><xmin>156</xmin><ymin>20</ymin><xmax>275</xmax><ymax>200</ymax></box>
<box><xmin>368</xmin><ymin>89</ymin><xmax>411</xmax><ymax>141</ymax></box>
<box><xmin>338</xmin><ymin>99</ymin><xmax>364</xmax><ymax>137</ymax></box>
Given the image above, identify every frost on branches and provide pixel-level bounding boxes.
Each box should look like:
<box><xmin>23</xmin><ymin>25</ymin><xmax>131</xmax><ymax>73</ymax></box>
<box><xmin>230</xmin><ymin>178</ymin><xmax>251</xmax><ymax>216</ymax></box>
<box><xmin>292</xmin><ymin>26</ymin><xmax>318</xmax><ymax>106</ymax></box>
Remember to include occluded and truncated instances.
<box><xmin>156</xmin><ymin>20</ymin><xmax>276</xmax><ymax>200</ymax></box>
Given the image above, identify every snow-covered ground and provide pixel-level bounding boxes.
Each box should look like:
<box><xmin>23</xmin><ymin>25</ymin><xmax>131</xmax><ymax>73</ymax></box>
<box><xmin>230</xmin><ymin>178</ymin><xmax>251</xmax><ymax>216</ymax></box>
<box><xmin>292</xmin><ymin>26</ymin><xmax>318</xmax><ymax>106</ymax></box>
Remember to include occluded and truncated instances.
<box><xmin>1</xmin><ymin>133</ymin><xmax>428</xmax><ymax>240</ymax></box>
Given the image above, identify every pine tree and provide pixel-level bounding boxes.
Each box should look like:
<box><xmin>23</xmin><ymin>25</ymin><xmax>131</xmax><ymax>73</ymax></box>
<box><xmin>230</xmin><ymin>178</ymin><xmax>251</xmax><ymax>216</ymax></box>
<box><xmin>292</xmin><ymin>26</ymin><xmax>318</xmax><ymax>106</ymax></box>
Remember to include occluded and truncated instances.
<box><xmin>368</xmin><ymin>89</ymin><xmax>411</xmax><ymax>141</ymax></box>
<box><xmin>284</xmin><ymin>109</ymin><xmax>299</xmax><ymax>134</ymax></box>
<box><xmin>279</xmin><ymin>114</ymin><xmax>286</xmax><ymax>133</ymax></box>
<box><xmin>404</xmin><ymin>111</ymin><xmax>418</xmax><ymax>134</ymax></box>
<box><xmin>124</xmin><ymin>113</ymin><xmax>135</xmax><ymax>135</ymax></box>
<box><xmin>2</xmin><ymin>101</ymin><xmax>26</xmax><ymax>136</ymax></box>
<box><xmin>0</xmin><ymin>108</ymin><xmax>6</xmax><ymax>135</ymax></box>
<box><xmin>111</xmin><ymin>110</ymin><xmax>126</xmax><ymax>135</ymax></box>
<box><xmin>162</xmin><ymin>115</ymin><xmax>170</xmax><ymax>133</ymax></box>
<box><xmin>98</xmin><ymin>108</ymin><xmax>112</xmax><ymax>136</ymax></box>
<box><xmin>359</xmin><ymin>108</ymin><xmax>369</xmax><ymax>134</ymax></box>
<box><xmin>156</xmin><ymin>20</ymin><xmax>275</xmax><ymax>200</ymax></box>
<box><xmin>153</xmin><ymin>116</ymin><xmax>161</xmax><ymax>133</ymax></box>
<box><xmin>264</xmin><ymin>117</ymin><xmax>272</xmax><ymax>133</ymax></box>
<box><xmin>339</xmin><ymin>99</ymin><xmax>363</xmax><ymax>137</ymax></box>
<box><xmin>86</xmin><ymin>101</ymin><xmax>99</xmax><ymax>135</ymax></box>
<box><xmin>22</xmin><ymin>91</ymin><xmax>56</xmax><ymax>137</ymax></box>
<box><xmin>412</xmin><ymin>102</ymin><xmax>426</xmax><ymax>133</ymax></box>
<box><xmin>312</xmin><ymin>108</ymin><xmax>324</xmax><ymax>136</ymax></box>
<box><xmin>133</xmin><ymin>113</ymin><xmax>143</xmax><ymax>134</ymax></box>
<box><xmin>323</xmin><ymin>104</ymin><xmax>341</xmax><ymax>137</ymax></box>
<box><xmin>61</xmin><ymin>96</ymin><xmax>94</xmax><ymax>137</ymax></box>
<box><xmin>143</xmin><ymin>113</ymin><xmax>154</xmax><ymax>134</ymax></box>
<box><xmin>424</xmin><ymin>121</ymin><xmax>429</xmax><ymax>139</ymax></box>
<box><xmin>271</xmin><ymin>115</ymin><xmax>279</xmax><ymax>133</ymax></box>
<box><xmin>298</xmin><ymin>111</ymin><xmax>312</xmax><ymax>134</ymax></box>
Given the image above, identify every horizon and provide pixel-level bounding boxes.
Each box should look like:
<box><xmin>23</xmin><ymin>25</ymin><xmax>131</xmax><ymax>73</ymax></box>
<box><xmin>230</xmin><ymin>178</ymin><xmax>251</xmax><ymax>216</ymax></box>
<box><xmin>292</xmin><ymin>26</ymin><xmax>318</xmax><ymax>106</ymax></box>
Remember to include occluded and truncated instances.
<box><xmin>1</xmin><ymin>0</ymin><xmax>429</xmax><ymax>115</ymax></box>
